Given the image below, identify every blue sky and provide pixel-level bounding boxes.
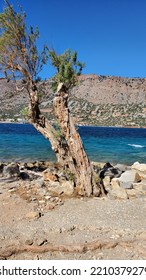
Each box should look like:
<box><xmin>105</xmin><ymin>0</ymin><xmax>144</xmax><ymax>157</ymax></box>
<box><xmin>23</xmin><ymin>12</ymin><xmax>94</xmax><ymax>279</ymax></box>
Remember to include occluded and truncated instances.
<box><xmin>1</xmin><ymin>0</ymin><xmax>146</xmax><ymax>79</ymax></box>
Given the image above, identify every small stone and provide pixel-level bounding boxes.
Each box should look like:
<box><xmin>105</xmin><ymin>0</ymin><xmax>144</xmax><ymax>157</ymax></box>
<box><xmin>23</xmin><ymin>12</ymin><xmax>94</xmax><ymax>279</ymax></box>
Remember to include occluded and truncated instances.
<box><xmin>8</xmin><ymin>188</ymin><xmax>16</xmax><ymax>192</ymax></box>
<box><xmin>43</xmin><ymin>171</ymin><xmax>58</xmax><ymax>181</ymax></box>
<box><xmin>43</xmin><ymin>204</ymin><xmax>55</xmax><ymax>211</ymax></box>
<box><xmin>25</xmin><ymin>162</ymin><xmax>34</xmax><ymax>169</ymax></box>
<box><xmin>45</xmin><ymin>195</ymin><xmax>51</xmax><ymax>200</ymax></box>
<box><xmin>25</xmin><ymin>239</ymin><xmax>33</xmax><ymax>245</ymax></box>
<box><xmin>38</xmin><ymin>200</ymin><xmax>46</xmax><ymax>205</ymax></box>
<box><xmin>25</xmin><ymin>211</ymin><xmax>40</xmax><ymax>219</ymax></box>
<box><xmin>36</xmin><ymin>238</ymin><xmax>48</xmax><ymax>246</ymax></box>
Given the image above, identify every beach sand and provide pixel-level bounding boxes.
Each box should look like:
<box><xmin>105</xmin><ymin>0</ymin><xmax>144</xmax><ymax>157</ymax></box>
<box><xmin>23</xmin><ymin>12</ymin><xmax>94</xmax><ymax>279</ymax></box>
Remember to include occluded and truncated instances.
<box><xmin>0</xmin><ymin>177</ymin><xmax>146</xmax><ymax>260</ymax></box>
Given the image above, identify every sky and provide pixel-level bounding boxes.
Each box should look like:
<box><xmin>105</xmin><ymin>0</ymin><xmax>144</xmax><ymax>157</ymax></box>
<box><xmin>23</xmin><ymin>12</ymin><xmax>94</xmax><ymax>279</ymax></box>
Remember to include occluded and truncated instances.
<box><xmin>0</xmin><ymin>0</ymin><xmax>146</xmax><ymax>79</ymax></box>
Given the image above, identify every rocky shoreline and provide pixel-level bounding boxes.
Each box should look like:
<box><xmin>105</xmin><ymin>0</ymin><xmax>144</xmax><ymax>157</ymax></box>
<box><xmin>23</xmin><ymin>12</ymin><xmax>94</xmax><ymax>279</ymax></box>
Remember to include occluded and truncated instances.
<box><xmin>0</xmin><ymin>160</ymin><xmax>146</xmax><ymax>260</ymax></box>
<box><xmin>1</xmin><ymin>160</ymin><xmax>146</xmax><ymax>200</ymax></box>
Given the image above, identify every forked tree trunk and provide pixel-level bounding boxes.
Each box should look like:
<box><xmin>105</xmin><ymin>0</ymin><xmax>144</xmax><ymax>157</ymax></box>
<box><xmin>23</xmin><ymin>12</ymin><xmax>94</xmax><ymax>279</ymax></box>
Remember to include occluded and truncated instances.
<box><xmin>27</xmin><ymin>81</ymin><xmax>74</xmax><ymax>167</ymax></box>
<box><xmin>53</xmin><ymin>83</ymin><xmax>100</xmax><ymax>197</ymax></box>
<box><xmin>26</xmin><ymin>80</ymin><xmax>101</xmax><ymax>197</ymax></box>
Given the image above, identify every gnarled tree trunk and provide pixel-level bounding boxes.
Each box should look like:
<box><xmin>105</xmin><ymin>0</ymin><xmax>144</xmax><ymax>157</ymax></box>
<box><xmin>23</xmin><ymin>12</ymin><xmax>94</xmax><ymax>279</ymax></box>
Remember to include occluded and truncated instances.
<box><xmin>53</xmin><ymin>83</ymin><xmax>100</xmax><ymax>197</ymax></box>
<box><xmin>26</xmin><ymin>80</ymin><xmax>74</xmax><ymax>167</ymax></box>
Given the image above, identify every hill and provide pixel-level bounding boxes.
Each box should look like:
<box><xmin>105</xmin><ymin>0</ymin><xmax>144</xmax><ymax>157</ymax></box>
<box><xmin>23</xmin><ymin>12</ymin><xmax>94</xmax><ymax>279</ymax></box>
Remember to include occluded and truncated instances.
<box><xmin>0</xmin><ymin>74</ymin><xmax>146</xmax><ymax>127</ymax></box>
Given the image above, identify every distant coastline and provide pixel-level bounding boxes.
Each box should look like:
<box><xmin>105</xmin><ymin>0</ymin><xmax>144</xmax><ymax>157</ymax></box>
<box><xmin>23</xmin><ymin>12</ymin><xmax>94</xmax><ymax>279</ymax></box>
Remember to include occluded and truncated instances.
<box><xmin>0</xmin><ymin>118</ymin><xmax>146</xmax><ymax>129</ymax></box>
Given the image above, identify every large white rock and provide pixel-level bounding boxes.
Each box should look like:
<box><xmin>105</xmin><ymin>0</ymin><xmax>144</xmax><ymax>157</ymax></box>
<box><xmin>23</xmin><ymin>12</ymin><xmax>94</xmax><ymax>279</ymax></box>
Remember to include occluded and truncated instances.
<box><xmin>117</xmin><ymin>170</ymin><xmax>141</xmax><ymax>189</ymax></box>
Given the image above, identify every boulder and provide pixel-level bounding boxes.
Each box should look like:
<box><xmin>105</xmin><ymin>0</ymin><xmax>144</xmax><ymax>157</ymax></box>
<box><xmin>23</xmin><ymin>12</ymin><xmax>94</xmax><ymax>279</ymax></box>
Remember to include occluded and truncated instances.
<box><xmin>131</xmin><ymin>162</ymin><xmax>146</xmax><ymax>179</ymax></box>
<box><xmin>92</xmin><ymin>162</ymin><xmax>106</xmax><ymax>173</ymax></box>
<box><xmin>133</xmin><ymin>181</ymin><xmax>146</xmax><ymax>193</ymax></box>
<box><xmin>47</xmin><ymin>181</ymin><xmax>74</xmax><ymax>196</ymax></box>
<box><xmin>113</xmin><ymin>163</ymin><xmax>129</xmax><ymax>173</ymax></box>
<box><xmin>117</xmin><ymin>170</ymin><xmax>141</xmax><ymax>189</ymax></box>
<box><xmin>0</xmin><ymin>163</ymin><xmax>4</xmax><ymax>174</ymax></box>
<box><xmin>126</xmin><ymin>188</ymin><xmax>143</xmax><ymax>199</ymax></box>
<box><xmin>3</xmin><ymin>163</ymin><xmax>20</xmax><ymax>178</ymax></box>
<box><xmin>109</xmin><ymin>187</ymin><xmax>128</xmax><ymax>200</ymax></box>
<box><xmin>109</xmin><ymin>178</ymin><xmax>128</xmax><ymax>199</ymax></box>
<box><xmin>43</xmin><ymin>170</ymin><xmax>59</xmax><ymax>181</ymax></box>
<box><xmin>20</xmin><ymin>172</ymin><xmax>30</xmax><ymax>180</ymax></box>
<box><xmin>99</xmin><ymin>162</ymin><xmax>122</xmax><ymax>179</ymax></box>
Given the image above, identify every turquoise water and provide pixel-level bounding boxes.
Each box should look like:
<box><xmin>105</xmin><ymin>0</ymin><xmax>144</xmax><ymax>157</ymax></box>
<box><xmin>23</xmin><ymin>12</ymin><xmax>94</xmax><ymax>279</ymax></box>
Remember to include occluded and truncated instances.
<box><xmin>0</xmin><ymin>123</ymin><xmax>146</xmax><ymax>164</ymax></box>
<box><xmin>79</xmin><ymin>126</ymin><xmax>146</xmax><ymax>164</ymax></box>
<box><xmin>0</xmin><ymin>123</ymin><xmax>55</xmax><ymax>162</ymax></box>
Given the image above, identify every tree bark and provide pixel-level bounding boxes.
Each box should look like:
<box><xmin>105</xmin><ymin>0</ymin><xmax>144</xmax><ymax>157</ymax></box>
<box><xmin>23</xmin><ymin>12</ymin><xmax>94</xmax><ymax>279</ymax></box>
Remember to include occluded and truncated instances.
<box><xmin>53</xmin><ymin>83</ymin><xmax>100</xmax><ymax>197</ymax></box>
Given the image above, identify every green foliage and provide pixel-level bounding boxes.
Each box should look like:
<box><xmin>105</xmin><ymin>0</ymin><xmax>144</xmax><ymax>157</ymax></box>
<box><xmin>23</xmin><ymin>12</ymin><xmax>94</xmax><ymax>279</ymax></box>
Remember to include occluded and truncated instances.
<box><xmin>49</xmin><ymin>49</ymin><xmax>85</xmax><ymax>92</ymax></box>
<box><xmin>93</xmin><ymin>173</ymin><xmax>101</xmax><ymax>184</ymax></box>
<box><xmin>54</xmin><ymin>128</ymin><xmax>64</xmax><ymax>140</ymax></box>
<box><xmin>20</xmin><ymin>106</ymin><xmax>28</xmax><ymax>118</ymax></box>
<box><xmin>0</xmin><ymin>0</ymin><xmax>48</xmax><ymax>81</ymax></box>
<box><xmin>62</xmin><ymin>169</ymin><xmax>76</xmax><ymax>183</ymax></box>
<box><xmin>53</xmin><ymin>121</ymin><xmax>65</xmax><ymax>140</ymax></box>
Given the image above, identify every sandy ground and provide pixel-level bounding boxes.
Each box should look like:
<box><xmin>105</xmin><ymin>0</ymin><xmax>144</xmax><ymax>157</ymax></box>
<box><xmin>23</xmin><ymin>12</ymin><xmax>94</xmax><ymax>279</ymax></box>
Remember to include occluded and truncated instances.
<box><xmin>0</xmin><ymin>178</ymin><xmax>146</xmax><ymax>260</ymax></box>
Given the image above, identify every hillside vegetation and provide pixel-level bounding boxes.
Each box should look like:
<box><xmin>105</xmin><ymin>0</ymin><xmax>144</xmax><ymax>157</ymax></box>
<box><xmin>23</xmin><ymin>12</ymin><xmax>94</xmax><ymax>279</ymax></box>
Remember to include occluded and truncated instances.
<box><xmin>0</xmin><ymin>74</ymin><xmax>146</xmax><ymax>127</ymax></box>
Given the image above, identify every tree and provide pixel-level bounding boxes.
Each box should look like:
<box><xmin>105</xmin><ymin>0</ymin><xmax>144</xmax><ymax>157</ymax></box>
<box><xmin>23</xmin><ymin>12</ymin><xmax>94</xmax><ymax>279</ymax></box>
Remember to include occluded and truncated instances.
<box><xmin>0</xmin><ymin>0</ymin><xmax>72</xmax><ymax>165</ymax></box>
<box><xmin>49</xmin><ymin>49</ymin><xmax>101</xmax><ymax>196</ymax></box>
<box><xmin>0</xmin><ymin>0</ymin><xmax>101</xmax><ymax>197</ymax></box>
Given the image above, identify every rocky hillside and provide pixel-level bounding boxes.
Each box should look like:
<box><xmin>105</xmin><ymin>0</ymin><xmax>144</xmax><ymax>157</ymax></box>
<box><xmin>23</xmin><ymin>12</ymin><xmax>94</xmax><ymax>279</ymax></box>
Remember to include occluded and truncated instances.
<box><xmin>0</xmin><ymin>74</ymin><xmax>146</xmax><ymax>127</ymax></box>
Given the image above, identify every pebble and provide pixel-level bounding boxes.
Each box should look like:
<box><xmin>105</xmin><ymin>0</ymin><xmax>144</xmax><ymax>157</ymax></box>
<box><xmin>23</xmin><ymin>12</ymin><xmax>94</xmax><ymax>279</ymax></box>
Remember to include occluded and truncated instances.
<box><xmin>25</xmin><ymin>239</ymin><xmax>34</xmax><ymax>245</ymax></box>
<box><xmin>25</xmin><ymin>211</ymin><xmax>41</xmax><ymax>219</ymax></box>
<box><xmin>38</xmin><ymin>200</ymin><xmax>46</xmax><ymax>205</ymax></box>
<box><xmin>45</xmin><ymin>195</ymin><xmax>52</xmax><ymax>200</ymax></box>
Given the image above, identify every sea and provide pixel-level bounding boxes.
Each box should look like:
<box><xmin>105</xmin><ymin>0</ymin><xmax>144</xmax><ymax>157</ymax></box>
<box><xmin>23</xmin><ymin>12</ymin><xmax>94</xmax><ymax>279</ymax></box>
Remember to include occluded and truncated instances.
<box><xmin>0</xmin><ymin>123</ymin><xmax>146</xmax><ymax>165</ymax></box>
